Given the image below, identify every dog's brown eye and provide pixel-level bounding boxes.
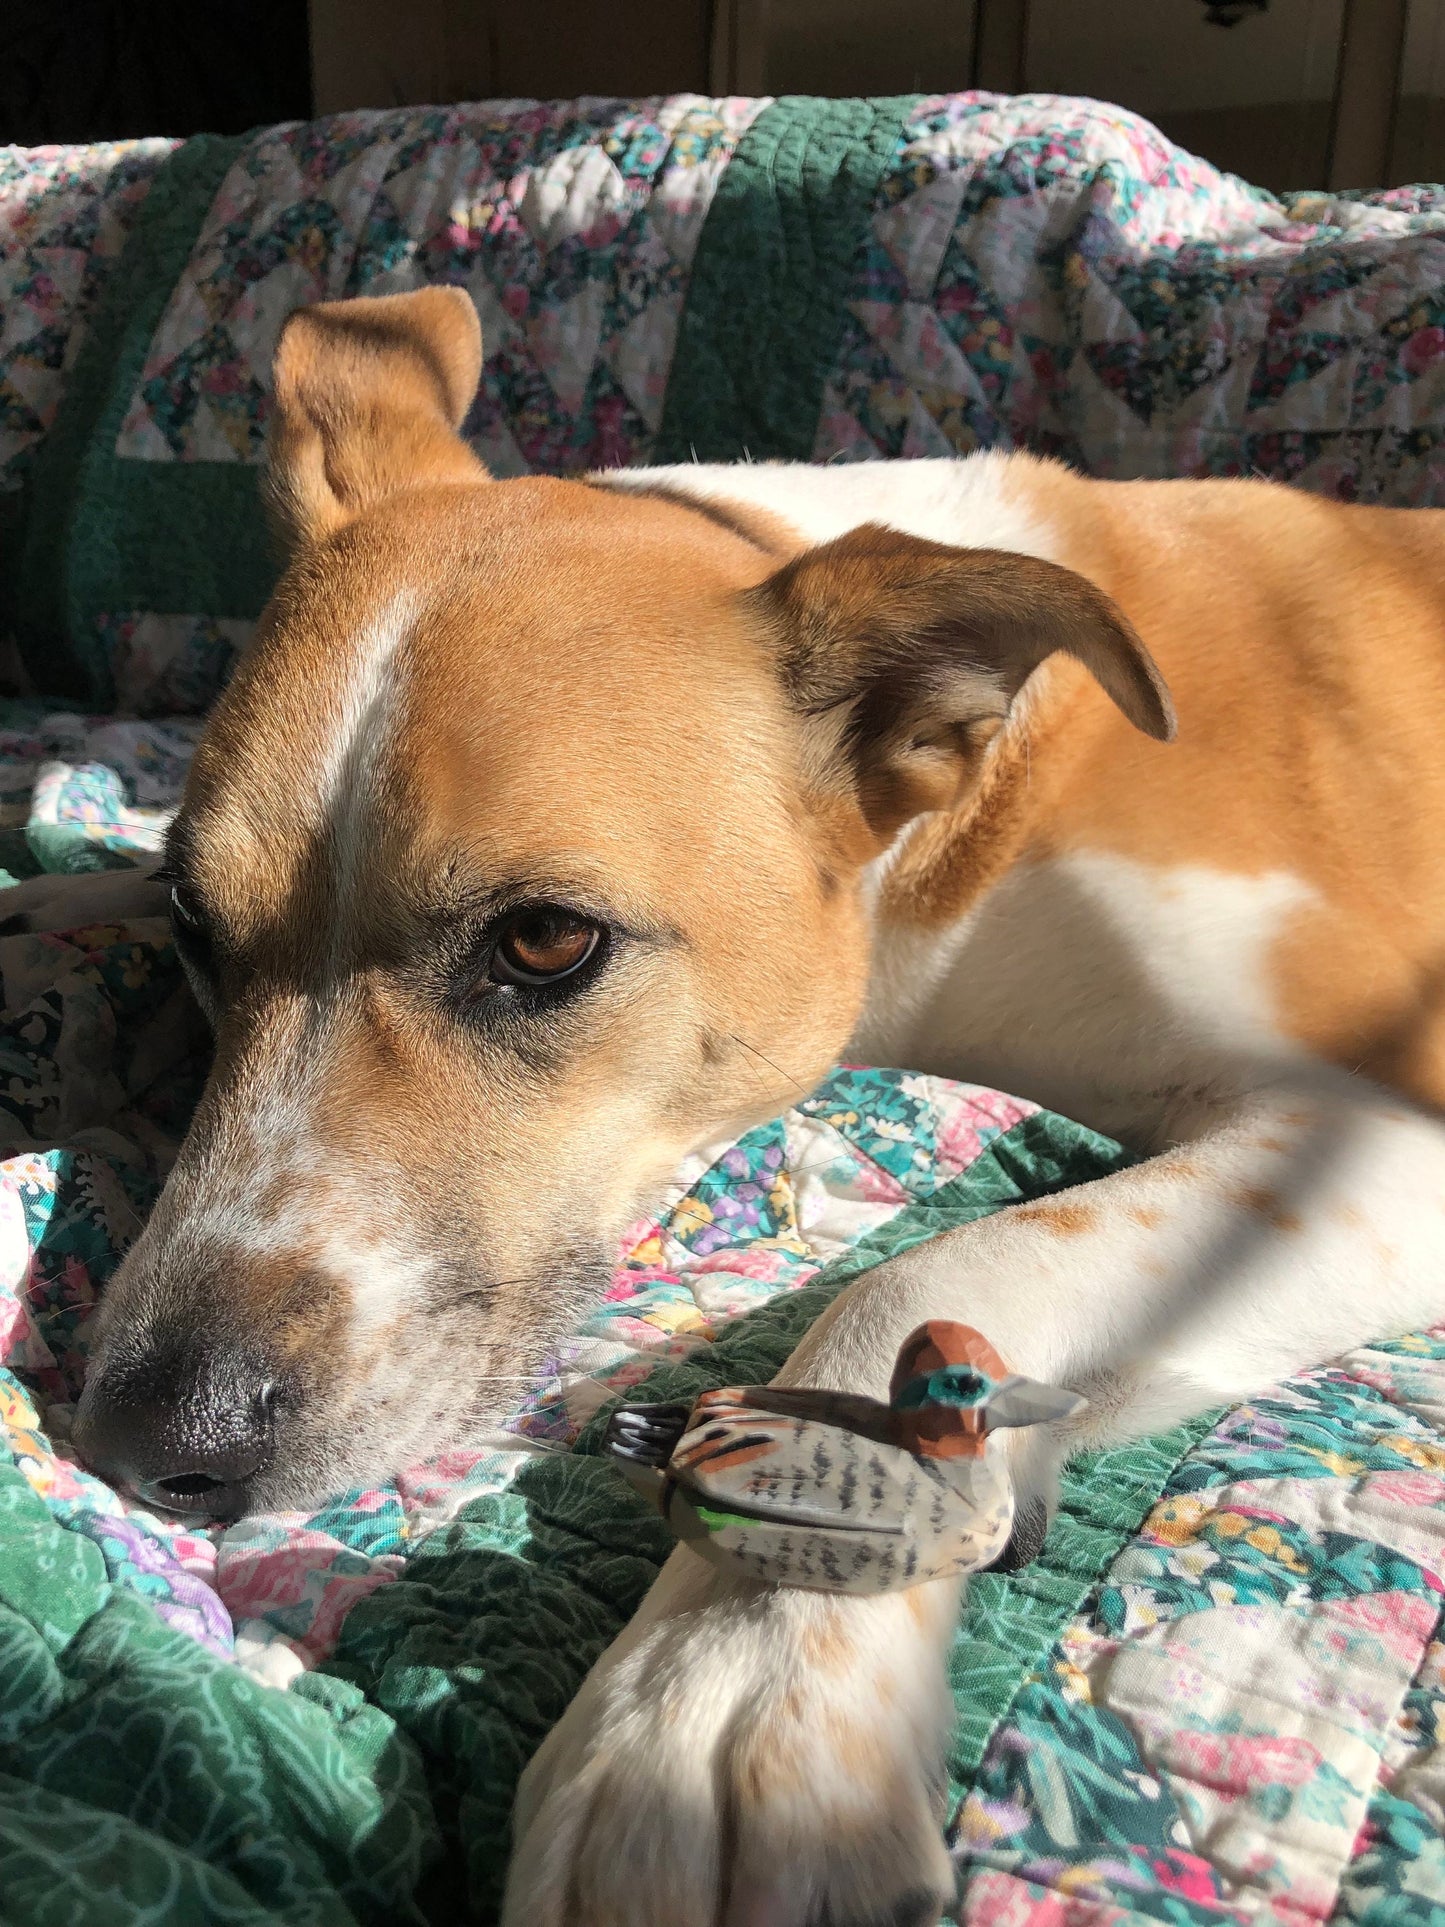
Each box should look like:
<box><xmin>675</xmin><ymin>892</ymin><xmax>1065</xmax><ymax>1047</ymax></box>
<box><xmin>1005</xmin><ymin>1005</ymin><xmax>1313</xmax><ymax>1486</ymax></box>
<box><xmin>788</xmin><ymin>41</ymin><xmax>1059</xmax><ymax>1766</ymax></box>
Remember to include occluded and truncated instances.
<box><xmin>490</xmin><ymin>909</ymin><xmax>601</xmax><ymax>987</ymax></box>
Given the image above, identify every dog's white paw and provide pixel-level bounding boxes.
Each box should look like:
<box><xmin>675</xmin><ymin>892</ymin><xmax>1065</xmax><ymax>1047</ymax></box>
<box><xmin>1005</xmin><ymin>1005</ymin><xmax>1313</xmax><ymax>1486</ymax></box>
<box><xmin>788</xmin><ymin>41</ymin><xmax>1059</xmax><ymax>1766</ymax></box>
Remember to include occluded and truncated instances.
<box><xmin>502</xmin><ymin>1549</ymin><xmax>959</xmax><ymax>1927</ymax></box>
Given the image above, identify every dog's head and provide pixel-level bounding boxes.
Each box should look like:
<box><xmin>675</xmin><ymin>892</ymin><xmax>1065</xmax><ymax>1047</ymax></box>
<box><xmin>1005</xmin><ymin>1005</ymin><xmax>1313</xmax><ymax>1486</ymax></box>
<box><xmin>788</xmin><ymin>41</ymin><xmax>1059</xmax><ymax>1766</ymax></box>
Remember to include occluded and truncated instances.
<box><xmin>73</xmin><ymin>289</ymin><xmax>1171</xmax><ymax>1515</ymax></box>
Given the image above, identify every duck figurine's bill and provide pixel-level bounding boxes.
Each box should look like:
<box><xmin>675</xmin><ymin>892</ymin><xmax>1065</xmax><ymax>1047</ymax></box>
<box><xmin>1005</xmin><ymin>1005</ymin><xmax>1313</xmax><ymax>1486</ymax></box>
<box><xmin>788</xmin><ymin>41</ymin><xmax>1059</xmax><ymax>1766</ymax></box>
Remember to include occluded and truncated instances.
<box><xmin>602</xmin><ymin>1321</ymin><xmax>1086</xmax><ymax>1594</ymax></box>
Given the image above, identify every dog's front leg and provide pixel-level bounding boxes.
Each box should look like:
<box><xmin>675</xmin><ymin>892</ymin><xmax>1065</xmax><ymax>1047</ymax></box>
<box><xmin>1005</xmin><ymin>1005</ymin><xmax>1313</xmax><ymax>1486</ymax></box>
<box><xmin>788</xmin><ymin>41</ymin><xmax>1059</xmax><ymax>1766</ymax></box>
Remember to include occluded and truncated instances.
<box><xmin>505</xmin><ymin>1547</ymin><xmax>962</xmax><ymax>1927</ymax></box>
<box><xmin>505</xmin><ymin>1072</ymin><xmax>1445</xmax><ymax>1927</ymax></box>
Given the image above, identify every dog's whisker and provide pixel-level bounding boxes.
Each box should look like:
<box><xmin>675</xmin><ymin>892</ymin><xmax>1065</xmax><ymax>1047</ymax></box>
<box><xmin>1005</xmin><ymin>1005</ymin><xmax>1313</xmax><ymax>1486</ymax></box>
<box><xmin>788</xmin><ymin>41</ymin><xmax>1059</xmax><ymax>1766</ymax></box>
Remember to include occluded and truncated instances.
<box><xmin>471</xmin><ymin>1374</ymin><xmax>564</xmax><ymax>1383</ymax></box>
<box><xmin>452</xmin><ymin>1272</ymin><xmax>571</xmax><ymax>1303</ymax></box>
<box><xmin>728</xmin><ymin>1031</ymin><xmax>816</xmax><ymax>1103</ymax></box>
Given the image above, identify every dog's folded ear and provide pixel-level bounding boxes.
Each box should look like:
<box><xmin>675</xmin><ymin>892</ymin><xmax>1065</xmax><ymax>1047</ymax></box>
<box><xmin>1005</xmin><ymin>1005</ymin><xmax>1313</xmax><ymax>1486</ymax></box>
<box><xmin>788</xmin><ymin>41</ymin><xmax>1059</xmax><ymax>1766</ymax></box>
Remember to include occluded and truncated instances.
<box><xmin>752</xmin><ymin>524</ymin><xmax>1176</xmax><ymax>844</ymax></box>
<box><xmin>267</xmin><ymin>287</ymin><xmax>487</xmax><ymax>549</ymax></box>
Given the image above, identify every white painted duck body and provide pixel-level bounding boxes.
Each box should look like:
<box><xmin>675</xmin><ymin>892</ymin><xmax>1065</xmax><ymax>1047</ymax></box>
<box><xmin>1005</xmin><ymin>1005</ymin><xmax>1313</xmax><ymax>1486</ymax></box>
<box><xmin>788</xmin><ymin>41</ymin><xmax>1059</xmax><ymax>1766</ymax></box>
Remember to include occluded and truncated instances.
<box><xmin>603</xmin><ymin>1321</ymin><xmax>1087</xmax><ymax>1593</ymax></box>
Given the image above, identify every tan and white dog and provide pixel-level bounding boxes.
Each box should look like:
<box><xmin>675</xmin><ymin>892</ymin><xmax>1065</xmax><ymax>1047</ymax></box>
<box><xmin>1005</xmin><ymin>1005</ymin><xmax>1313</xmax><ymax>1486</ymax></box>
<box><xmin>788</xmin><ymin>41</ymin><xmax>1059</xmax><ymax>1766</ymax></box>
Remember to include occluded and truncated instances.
<box><xmin>35</xmin><ymin>286</ymin><xmax>1445</xmax><ymax>1925</ymax></box>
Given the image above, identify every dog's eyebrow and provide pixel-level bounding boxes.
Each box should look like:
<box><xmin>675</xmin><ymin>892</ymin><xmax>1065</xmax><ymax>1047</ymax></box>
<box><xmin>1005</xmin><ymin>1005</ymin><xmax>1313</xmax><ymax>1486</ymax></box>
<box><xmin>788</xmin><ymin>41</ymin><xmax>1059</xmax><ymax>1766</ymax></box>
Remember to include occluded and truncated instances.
<box><xmin>156</xmin><ymin>816</ymin><xmax>197</xmax><ymax>887</ymax></box>
<box><xmin>430</xmin><ymin>868</ymin><xmax>686</xmax><ymax>948</ymax></box>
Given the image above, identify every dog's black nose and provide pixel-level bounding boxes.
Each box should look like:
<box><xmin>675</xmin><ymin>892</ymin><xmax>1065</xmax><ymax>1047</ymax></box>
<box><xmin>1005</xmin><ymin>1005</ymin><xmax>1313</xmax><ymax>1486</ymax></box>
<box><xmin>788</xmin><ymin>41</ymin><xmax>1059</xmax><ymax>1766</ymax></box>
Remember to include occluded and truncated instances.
<box><xmin>74</xmin><ymin>1349</ymin><xmax>279</xmax><ymax>1521</ymax></box>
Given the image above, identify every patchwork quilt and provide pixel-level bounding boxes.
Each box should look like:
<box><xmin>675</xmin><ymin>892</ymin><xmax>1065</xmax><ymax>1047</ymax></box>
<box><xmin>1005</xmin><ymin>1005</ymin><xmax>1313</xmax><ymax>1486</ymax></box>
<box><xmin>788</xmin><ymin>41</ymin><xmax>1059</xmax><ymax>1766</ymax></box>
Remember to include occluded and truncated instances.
<box><xmin>2</xmin><ymin>712</ymin><xmax>1445</xmax><ymax>1926</ymax></box>
<box><xmin>3</xmin><ymin>92</ymin><xmax>1445</xmax><ymax>711</ymax></box>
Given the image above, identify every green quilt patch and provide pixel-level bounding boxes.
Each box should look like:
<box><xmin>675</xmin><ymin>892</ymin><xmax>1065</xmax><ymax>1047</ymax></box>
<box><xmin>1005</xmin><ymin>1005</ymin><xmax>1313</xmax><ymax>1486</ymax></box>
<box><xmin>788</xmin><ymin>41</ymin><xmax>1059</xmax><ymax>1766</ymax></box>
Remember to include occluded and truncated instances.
<box><xmin>0</xmin><ymin>1456</ymin><xmax>439</xmax><ymax>1926</ymax></box>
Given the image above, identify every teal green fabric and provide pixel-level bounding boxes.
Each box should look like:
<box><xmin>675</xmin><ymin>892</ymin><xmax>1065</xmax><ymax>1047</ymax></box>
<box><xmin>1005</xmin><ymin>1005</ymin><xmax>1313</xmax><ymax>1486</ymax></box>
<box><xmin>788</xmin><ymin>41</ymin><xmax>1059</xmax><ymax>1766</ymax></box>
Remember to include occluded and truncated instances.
<box><xmin>9</xmin><ymin>135</ymin><xmax>270</xmax><ymax>703</ymax></box>
<box><xmin>946</xmin><ymin>1415</ymin><xmax>1213</xmax><ymax>1788</ymax></box>
<box><xmin>654</xmin><ymin>96</ymin><xmax>918</xmax><ymax>464</ymax></box>
<box><xmin>0</xmin><ymin>1455</ymin><xmax>439</xmax><ymax>1925</ymax></box>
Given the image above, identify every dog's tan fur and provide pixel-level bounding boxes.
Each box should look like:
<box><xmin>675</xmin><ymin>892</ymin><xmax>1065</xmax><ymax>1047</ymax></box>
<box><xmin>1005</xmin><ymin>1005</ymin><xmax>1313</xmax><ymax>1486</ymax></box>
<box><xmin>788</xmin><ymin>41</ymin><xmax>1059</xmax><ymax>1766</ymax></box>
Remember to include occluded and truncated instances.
<box><xmin>63</xmin><ymin>288</ymin><xmax>1445</xmax><ymax>1926</ymax></box>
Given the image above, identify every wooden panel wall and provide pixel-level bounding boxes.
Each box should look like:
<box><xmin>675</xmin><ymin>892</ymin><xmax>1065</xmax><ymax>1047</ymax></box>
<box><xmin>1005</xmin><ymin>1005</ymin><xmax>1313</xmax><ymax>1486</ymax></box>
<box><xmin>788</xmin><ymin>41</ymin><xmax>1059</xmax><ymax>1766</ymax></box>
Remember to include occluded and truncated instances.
<box><xmin>308</xmin><ymin>0</ymin><xmax>1441</xmax><ymax>193</ymax></box>
<box><xmin>309</xmin><ymin>0</ymin><xmax>712</xmax><ymax>114</ymax></box>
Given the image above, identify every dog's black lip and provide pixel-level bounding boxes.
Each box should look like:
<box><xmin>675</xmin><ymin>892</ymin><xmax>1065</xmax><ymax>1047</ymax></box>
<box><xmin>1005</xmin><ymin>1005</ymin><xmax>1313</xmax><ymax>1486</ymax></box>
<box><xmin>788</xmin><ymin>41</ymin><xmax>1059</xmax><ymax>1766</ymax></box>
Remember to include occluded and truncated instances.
<box><xmin>135</xmin><ymin>1475</ymin><xmax>252</xmax><ymax>1524</ymax></box>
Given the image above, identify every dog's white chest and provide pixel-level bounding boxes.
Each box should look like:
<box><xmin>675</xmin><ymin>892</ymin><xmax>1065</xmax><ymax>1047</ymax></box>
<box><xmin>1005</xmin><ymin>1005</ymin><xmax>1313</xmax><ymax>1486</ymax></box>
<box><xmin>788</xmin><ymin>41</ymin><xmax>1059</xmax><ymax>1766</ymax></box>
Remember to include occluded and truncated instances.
<box><xmin>857</xmin><ymin>852</ymin><xmax>1318</xmax><ymax>1144</ymax></box>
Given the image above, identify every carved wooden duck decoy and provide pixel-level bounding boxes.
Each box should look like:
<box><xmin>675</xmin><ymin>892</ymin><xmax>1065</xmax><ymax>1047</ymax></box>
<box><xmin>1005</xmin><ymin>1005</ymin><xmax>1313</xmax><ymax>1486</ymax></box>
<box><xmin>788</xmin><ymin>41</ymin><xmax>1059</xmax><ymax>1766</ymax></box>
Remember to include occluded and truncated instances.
<box><xmin>602</xmin><ymin>1320</ymin><xmax>1086</xmax><ymax>1594</ymax></box>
